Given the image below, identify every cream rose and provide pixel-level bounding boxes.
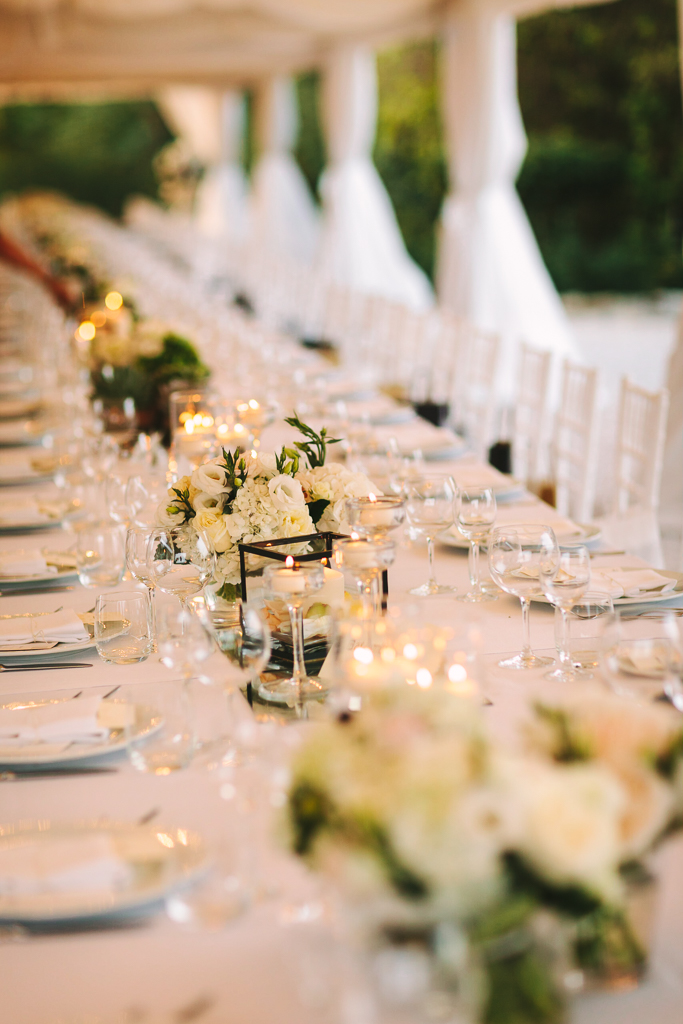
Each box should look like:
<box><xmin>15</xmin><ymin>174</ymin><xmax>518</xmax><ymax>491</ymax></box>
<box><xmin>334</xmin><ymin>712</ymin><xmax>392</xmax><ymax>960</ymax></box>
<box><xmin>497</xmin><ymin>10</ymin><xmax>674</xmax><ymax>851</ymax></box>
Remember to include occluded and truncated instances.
<box><xmin>194</xmin><ymin>508</ymin><xmax>232</xmax><ymax>553</ymax></box>
<box><xmin>268</xmin><ymin>474</ymin><xmax>306</xmax><ymax>512</ymax></box>
<box><xmin>193</xmin><ymin>491</ymin><xmax>222</xmax><ymax>511</ymax></box>
<box><xmin>191</xmin><ymin>461</ymin><xmax>229</xmax><ymax>496</ymax></box>
<box><xmin>156</xmin><ymin>501</ymin><xmax>186</xmax><ymax>528</ymax></box>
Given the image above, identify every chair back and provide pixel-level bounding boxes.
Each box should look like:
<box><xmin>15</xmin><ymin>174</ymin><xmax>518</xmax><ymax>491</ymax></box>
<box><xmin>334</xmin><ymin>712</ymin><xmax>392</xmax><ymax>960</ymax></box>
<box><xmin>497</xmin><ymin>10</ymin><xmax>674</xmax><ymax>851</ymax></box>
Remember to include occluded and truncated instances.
<box><xmin>554</xmin><ymin>360</ymin><xmax>600</xmax><ymax>522</ymax></box>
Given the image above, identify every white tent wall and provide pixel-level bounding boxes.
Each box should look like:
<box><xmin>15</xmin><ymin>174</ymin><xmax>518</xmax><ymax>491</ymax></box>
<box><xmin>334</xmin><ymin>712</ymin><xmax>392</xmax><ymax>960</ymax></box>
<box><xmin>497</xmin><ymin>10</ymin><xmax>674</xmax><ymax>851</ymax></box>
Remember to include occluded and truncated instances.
<box><xmin>317</xmin><ymin>44</ymin><xmax>433</xmax><ymax>310</ymax></box>
<box><xmin>157</xmin><ymin>85</ymin><xmax>249</xmax><ymax>244</ymax></box>
<box><xmin>248</xmin><ymin>76</ymin><xmax>319</xmax><ymax>265</ymax></box>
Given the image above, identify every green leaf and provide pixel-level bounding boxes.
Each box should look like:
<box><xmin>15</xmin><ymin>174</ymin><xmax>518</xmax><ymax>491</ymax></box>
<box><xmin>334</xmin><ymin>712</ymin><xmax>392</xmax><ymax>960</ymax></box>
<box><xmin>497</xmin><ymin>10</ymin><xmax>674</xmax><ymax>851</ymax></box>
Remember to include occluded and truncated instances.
<box><xmin>284</xmin><ymin>412</ymin><xmax>341</xmax><ymax>469</ymax></box>
<box><xmin>307</xmin><ymin>498</ymin><xmax>330</xmax><ymax>525</ymax></box>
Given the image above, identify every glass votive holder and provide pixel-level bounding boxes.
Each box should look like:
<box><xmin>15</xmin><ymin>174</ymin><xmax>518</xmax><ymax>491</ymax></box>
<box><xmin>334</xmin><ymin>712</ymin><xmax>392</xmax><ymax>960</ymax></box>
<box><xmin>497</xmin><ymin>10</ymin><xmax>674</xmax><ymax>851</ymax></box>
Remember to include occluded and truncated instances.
<box><xmin>333</xmin><ymin>537</ymin><xmax>395</xmax><ymax>594</ymax></box>
<box><xmin>562</xmin><ymin>592</ymin><xmax>614</xmax><ymax>674</ymax></box>
<box><xmin>345</xmin><ymin>496</ymin><xmax>406</xmax><ymax>538</ymax></box>
<box><xmin>76</xmin><ymin>520</ymin><xmax>126</xmax><ymax>588</ymax></box>
<box><xmin>94</xmin><ymin>590</ymin><xmax>153</xmax><ymax>664</ymax></box>
<box><xmin>170</xmin><ymin>388</ymin><xmax>218</xmax><ymax>471</ymax></box>
<box><xmin>261</xmin><ymin>560</ymin><xmax>326</xmax><ymax>704</ymax></box>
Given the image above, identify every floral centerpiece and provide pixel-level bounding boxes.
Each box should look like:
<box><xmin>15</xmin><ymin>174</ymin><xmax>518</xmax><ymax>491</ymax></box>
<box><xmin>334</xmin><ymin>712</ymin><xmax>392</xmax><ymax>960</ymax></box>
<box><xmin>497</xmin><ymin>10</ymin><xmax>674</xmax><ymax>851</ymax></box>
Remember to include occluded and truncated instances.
<box><xmin>157</xmin><ymin>415</ymin><xmax>377</xmax><ymax>602</ymax></box>
<box><xmin>286</xmin><ymin>685</ymin><xmax>683</xmax><ymax>1023</ymax></box>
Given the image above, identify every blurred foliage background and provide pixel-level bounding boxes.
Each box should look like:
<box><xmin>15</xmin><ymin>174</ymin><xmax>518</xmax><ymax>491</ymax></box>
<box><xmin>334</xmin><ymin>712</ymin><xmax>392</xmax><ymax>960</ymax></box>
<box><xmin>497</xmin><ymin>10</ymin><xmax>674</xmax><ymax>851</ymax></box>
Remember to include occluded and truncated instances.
<box><xmin>0</xmin><ymin>0</ymin><xmax>680</xmax><ymax>293</ymax></box>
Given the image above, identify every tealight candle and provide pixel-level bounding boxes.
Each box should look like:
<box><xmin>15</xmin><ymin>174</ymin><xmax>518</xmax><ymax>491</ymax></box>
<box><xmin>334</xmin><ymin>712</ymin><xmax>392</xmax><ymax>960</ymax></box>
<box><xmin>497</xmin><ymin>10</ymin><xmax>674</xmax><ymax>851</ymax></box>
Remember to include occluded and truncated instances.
<box><xmin>345</xmin><ymin>496</ymin><xmax>406</xmax><ymax>537</ymax></box>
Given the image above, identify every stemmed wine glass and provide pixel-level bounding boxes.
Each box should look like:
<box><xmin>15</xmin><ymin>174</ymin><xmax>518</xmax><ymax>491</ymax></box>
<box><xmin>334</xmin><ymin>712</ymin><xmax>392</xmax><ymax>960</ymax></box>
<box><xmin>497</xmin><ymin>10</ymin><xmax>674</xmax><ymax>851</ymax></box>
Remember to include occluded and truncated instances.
<box><xmin>194</xmin><ymin>595</ymin><xmax>271</xmax><ymax>695</ymax></box>
<box><xmin>156</xmin><ymin>601</ymin><xmax>215</xmax><ymax>680</ymax></box>
<box><xmin>539</xmin><ymin>545</ymin><xmax>591</xmax><ymax>682</ymax></box>
<box><xmin>405</xmin><ymin>474</ymin><xmax>457</xmax><ymax>596</ymax></box>
<box><xmin>455</xmin><ymin>487</ymin><xmax>497</xmax><ymax>603</ymax></box>
<box><xmin>488</xmin><ymin>524</ymin><xmax>559</xmax><ymax>669</ymax></box>
<box><xmin>146</xmin><ymin>526</ymin><xmax>215</xmax><ymax>608</ymax></box>
<box><xmin>126</xmin><ymin>526</ymin><xmax>158</xmax><ymax>640</ymax></box>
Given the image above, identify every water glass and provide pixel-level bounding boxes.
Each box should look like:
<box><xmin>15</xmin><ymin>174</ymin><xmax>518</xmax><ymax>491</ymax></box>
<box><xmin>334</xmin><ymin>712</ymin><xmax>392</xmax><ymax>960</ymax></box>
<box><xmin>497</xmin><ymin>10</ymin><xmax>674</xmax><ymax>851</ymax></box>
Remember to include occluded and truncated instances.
<box><xmin>488</xmin><ymin>524</ymin><xmax>559</xmax><ymax>669</ymax></box>
<box><xmin>540</xmin><ymin>545</ymin><xmax>591</xmax><ymax>682</ymax></box>
<box><xmin>562</xmin><ymin>592</ymin><xmax>614</xmax><ymax>674</ymax></box>
<box><xmin>194</xmin><ymin>596</ymin><xmax>271</xmax><ymax>692</ymax></box>
<box><xmin>94</xmin><ymin>591</ymin><xmax>152</xmax><ymax>664</ymax></box>
<box><xmin>455</xmin><ymin>487</ymin><xmax>497</xmax><ymax>603</ymax></box>
<box><xmin>76</xmin><ymin>521</ymin><xmax>126</xmax><ymax>588</ymax></box>
<box><xmin>405</xmin><ymin>474</ymin><xmax>457</xmax><ymax>596</ymax></box>
<box><xmin>125</xmin><ymin>679</ymin><xmax>195</xmax><ymax>775</ymax></box>
<box><xmin>601</xmin><ymin>611</ymin><xmax>683</xmax><ymax>706</ymax></box>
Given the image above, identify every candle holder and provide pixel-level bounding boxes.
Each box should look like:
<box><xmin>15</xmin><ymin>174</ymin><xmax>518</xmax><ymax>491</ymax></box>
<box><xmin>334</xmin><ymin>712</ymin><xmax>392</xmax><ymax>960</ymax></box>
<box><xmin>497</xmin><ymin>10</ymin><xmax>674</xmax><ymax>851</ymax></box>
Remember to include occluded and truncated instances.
<box><xmin>169</xmin><ymin>388</ymin><xmax>218</xmax><ymax>472</ymax></box>
<box><xmin>345</xmin><ymin>495</ymin><xmax>406</xmax><ymax>538</ymax></box>
<box><xmin>261</xmin><ymin>561</ymin><xmax>326</xmax><ymax>706</ymax></box>
<box><xmin>233</xmin><ymin>398</ymin><xmax>278</xmax><ymax>449</ymax></box>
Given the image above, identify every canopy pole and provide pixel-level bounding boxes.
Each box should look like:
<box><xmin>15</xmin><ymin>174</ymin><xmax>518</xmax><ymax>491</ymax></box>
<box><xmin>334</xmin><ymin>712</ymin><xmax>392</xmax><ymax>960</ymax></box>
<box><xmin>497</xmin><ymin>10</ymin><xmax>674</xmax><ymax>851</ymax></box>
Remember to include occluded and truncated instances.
<box><xmin>316</xmin><ymin>43</ymin><xmax>432</xmax><ymax>310</ymax></box>
<box><xmin>248</xmin><ymin>76</ymin><xmax>319</xmax><ymax>264</ymax></box>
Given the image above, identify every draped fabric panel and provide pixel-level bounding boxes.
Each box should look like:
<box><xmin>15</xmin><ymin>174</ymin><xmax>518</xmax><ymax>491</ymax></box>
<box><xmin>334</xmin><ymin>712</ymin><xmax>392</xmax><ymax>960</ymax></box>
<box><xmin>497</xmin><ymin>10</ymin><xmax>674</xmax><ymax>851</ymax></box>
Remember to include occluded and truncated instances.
<box><xmin>317</xmin><ymin>44</ymin><xmax>433</xmax><ymax>310</ymax></box>
<box><xmin>248</xmin><ymin>76</ymin><xmax>319</xmax><ymax>264</ymax></box>
<box><xmin>158</xmin><ymin>85</ymin><xmax>249</xmax><ymax>243</ymax></box>
<box><xmin>437</xmin><ymin>0</ymin><xmax>579</xmax><ymax>398</ymax></box>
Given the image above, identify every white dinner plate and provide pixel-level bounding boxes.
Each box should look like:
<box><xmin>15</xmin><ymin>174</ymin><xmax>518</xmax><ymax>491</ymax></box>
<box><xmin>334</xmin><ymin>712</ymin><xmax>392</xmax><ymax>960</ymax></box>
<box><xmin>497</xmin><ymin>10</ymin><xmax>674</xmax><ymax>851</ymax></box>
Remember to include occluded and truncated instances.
<box><xmin>0</xmin><ymin>565</ymin><xmax>77</xmax><ymax>587</ymax></box>
<box><xmin>0</xmin><ymin>507</ymin><xmax>65</xmax><ymax>533</ymax></box>
<box><xmin>0</xmin><ymin>697</ymin><xmax>161</xmax><ymax>768</ymax></box>
<box><xmin>0</xmin><ymin>637</ymin><xmax>95</xmax><ymax>661</ymax></box>
<box><xmin>438</xmin><ymin>522</ymin><xmax>601</xmax><ymax>551</ymax></box>
<box><xmin>0</xmin><ymin>459</ymin><xmax>54</xmax><ymax>487</ymax></box>
<box><xmin>531</xmin><ymin>570</ymin><xmax>683</xmax><ymax>607</ymax></box>
<box><xmin>0</xmin><ymin>821</ymin><xmax>207</xmax><ymax>923</ymax></box>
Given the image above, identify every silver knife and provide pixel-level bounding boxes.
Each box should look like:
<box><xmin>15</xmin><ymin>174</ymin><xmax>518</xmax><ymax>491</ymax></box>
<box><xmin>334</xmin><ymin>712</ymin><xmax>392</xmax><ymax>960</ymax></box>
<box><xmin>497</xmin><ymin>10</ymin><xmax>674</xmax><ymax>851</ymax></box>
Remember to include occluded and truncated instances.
<box><xmin>0</xmin><ymin>585</ymin><xmax>76</xmax><ymax>598</ymax></box>
<box><xmin>0</xmin><ymin>662</ymin><xmax>93</xmax><ymax>672</ymax></box>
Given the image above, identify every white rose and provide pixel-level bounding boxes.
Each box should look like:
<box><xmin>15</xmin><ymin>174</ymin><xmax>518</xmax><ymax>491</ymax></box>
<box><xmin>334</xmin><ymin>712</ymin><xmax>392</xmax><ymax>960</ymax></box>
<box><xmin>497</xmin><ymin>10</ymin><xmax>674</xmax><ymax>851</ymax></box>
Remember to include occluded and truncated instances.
<box><xmin>156</xmin><ymin>500</ymin><xmax>186</xmax><ymax>527</ymax></box>
<box><xmin>250</xmin><ymin>452</ymin><xmax>278</xmax><ymax>479</ymax></box>
<box><xmin>193</xmin><ymin>491</ymin><xmax>222</xmax><ymax>511</ymax></box>
<box><xmin>268</xmin><ymin>474</ymin><xmax>306</xmax><ymax>512</ymax></box>
<box><xmin>195</xmin><ymin>509</ymin><xmax>232</xmax><ymax>553</ymax></box>
<box><xmin>191</xmin><ymin>461</ymin><xmax>229</xmax><ymax>496</ymax></box>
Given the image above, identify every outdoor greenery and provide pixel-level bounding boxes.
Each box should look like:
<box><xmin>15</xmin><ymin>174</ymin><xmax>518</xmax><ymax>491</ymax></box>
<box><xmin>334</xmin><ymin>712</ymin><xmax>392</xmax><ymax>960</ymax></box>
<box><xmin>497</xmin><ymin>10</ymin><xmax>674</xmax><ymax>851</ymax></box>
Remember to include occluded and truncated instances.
<box><xmin>0</xmin><ymin>0</ymin><xmax>680</xmax><ymax>292</ymax></box>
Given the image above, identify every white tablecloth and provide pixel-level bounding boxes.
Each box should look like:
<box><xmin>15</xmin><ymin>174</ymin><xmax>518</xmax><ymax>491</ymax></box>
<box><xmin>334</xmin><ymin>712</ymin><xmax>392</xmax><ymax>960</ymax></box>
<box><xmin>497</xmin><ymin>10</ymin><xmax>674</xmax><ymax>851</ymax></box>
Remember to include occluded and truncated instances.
<box><xmin>1</xmin><ymin>439</ymin><xmax>683</xmax><ymax>1024</ymax></box>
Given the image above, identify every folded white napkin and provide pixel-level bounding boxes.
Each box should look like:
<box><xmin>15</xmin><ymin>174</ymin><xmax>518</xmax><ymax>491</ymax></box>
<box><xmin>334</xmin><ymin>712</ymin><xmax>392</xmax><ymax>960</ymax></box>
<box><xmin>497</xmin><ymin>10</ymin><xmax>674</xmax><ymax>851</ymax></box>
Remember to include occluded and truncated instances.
<box><xmin>0</xmin><ymin>502</ymin><xmax>50</xmax><ymax>526</ymax></box>
<box><xmin>493</xmin><ymin>504</ymin><xmax>581</xmax><ymax>539</ymax></box>
<box><xmin>591</xmin><ymin>568</ymin><xmax>677</xmax><ymax>599</ymax></box>
<box><xmin>0</xmin><ymin>695</ymin><xmax>107</xmax><ymax>747</ymax></box>
<box><xmin>0</xmin><ymin>549</ymin><xmax>48</xmax><ymax>577</ymax></box>
<box><xmin>0</xmin><ymin>609</ymin><xmax>88</xmax><ymax>646</ymax></box>
<box><xmin>0</xmin><ymin>834</ymin><xmax>132</xmax><ymax>896</ymax></box>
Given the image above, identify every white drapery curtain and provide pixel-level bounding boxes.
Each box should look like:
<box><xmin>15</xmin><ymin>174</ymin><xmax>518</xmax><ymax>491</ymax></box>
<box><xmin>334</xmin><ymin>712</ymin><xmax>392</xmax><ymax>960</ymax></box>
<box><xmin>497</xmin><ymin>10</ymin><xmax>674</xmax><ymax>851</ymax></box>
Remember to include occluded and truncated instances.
<box><xmin>248</xmin><ymin>76</ymin><xmax>319</xmax><ymax>264</ymax></box>
<box><xmin>157</xmin><ymin>85</ymin><xmax>249</xmax><ymax>244</ymax></box>
<box><xmin>437</xmin><ymin>0</ymin><xmax>579</xmax><ymax>395</ymax></box>
<box><xmin>317</xmin><ymin>44</ymin><xmax>433</xmax><ymax>310</ymax></box>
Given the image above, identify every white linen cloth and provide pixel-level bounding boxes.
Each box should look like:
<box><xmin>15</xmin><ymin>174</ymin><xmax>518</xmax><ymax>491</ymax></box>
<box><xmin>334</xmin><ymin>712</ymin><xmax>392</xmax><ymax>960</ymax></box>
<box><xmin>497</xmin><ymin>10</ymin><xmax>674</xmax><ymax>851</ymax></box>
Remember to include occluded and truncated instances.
<box><xmin>317</xmin><ymin>44</ymin><xmax>432</xmax><ymax>310</ymax></box>
<box><xmin>591</xmin><ymin>568</ymin><xmax>678</xmax><ymax>600</ymax></box>
<box><xmin>0</xmin><ymin>609</ymin><xmax>88</xmax><ymax>647</ymax></box>
<box><xmin>0</xmin><ymin>695</ymin><xmax>107</xmax><ymax>747</ymax></box>
<box><xmin>0</xmin><ymin>834</ymin><xmax>131</xmax><ymax>896</ymax></box>
<box><xmin>0</xmin><ymin>548</ymin><xmax>48</xmax><ymax>576</ymax></box>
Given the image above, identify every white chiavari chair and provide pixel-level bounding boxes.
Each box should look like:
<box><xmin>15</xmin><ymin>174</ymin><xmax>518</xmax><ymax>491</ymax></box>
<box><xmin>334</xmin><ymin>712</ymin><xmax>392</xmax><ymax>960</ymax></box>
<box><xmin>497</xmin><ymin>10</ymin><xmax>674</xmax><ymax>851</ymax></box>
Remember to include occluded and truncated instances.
<box><xmin>553</xmin><ymin>360</ymin><xmax>600</xmax><ymax>523</ymax></box>
<box><xmin>594</xmin><ymin>378</ymin><xmax>670</xmax><ymax>564</ymax></box>
<box><xmin>449</xmin><ymin>320</ymin><xmax>501</xmax><ymax>459</ymax></box>
<box><xmin>512</xmin><ymin>343</ymin><xmax>552</xmax><ymax>487</ymax></box>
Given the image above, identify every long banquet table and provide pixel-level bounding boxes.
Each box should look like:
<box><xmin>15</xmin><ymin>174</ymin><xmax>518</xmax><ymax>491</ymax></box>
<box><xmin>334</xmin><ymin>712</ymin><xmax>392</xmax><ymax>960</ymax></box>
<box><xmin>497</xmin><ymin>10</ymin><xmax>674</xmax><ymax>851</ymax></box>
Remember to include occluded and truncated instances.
<box><xmin>2</xmin><ymin>425</ymin><xmax>683</xmax><ymax>1024</ymax></box>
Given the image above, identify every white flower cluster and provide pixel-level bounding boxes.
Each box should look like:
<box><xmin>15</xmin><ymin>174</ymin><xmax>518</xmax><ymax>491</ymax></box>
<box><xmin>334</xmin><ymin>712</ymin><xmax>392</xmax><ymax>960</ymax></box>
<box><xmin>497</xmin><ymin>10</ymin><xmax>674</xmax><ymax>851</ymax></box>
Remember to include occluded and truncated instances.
<box><xmin>289</xmin><ymin>686</ymin><xmax>683</xmax><ymax>921</ymax></box>
<box><xmin>156</xmin><ymin>443</ymin><xmax>377</xmax><ymax>589</ymax></box>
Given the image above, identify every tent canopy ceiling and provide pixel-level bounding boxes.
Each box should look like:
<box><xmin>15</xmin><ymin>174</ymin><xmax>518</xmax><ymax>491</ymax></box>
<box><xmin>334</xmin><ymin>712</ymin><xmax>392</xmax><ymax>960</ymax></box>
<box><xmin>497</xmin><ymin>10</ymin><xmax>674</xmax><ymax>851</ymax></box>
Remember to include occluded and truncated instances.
<box><xmin>0</xmin><ymin>0</ymin><xmax>609</xmax><ymax>96</ymax></box>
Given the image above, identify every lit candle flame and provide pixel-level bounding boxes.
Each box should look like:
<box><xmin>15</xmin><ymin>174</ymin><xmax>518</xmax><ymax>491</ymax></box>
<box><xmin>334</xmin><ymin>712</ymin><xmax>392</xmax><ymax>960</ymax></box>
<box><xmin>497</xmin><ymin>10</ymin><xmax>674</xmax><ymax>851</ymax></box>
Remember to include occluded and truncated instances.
<box><xmin>368</xmin><ymin>493</ymin><xmax>377</xmax><ymax>503</ymax></box>
<box><xmin>285</xmin><ymin>556</ymin><xmax>295</xmax><ymax>568</ymax></box>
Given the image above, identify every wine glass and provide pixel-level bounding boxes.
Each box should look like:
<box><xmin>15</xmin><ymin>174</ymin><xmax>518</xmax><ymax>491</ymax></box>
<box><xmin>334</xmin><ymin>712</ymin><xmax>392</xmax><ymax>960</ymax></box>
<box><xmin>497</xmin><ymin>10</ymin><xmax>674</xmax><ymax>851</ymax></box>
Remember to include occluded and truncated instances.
<box><xmin>146</xmin><ymin>526</ymin><xmax>215</xmax><ymax>608</ymax></box>
<box><xmin>156</xmin><ymin>601</ymin><xmax>215</xmax><ymax>680</ymax></box>
<box><xmin>194</xmin><ymin>596</ymin><xmax>271</xmax><ymax>694</ymax></box>
<box><xmin>488</xmin><ymin>524</ymin><xmax>559</xmax><ymax>669</ymax></box>
<box><xmin>405</xmin><ymin>474</ymin><xmax>457</xmax><ymax>596</ymax></box>
<box><xmin>344</xmin><ymin>496</ymin><xmax>406</xmax><ymax>539</ymax></box>
<box><xmin>455</xmin><ymin>487</ymin><xmax>497</xmax><ymax>603</ymax></box>
<box><xmin>75</xmin><ymin>521</ymin><xmax>126</xmax><ymax>588</ymax></box>
<box><xmin>539</xmin><ymin>545</ymin><xmax>591</xmax><ymax>682</ymax></box>
<box><xmin>601</xmin><ymin>611</ymin><xmax>683</xmax><ymax>707</ymax></box>
<box><xmin>126</xmin><ymin>526</ymin><xmax>157</xmax><ymax>639</ymax></box>
<box><xmin>260</xmin><ymin>561</ymin><xmax>325</xmax><ymax>706</ymax></box>
<box><xmin>125</xmin><ymin>473</ymin><xmax>169</xmax><ymax>528</ymax></box>
<box><xmin>104</xmin><ymin>464</ymin><xmax>135</xmax><ymax>527</ymax></box>
<box><xmin>333</xmin><ymin>536</ymin><xmax>396</xmax><ymax>622</ymax></box>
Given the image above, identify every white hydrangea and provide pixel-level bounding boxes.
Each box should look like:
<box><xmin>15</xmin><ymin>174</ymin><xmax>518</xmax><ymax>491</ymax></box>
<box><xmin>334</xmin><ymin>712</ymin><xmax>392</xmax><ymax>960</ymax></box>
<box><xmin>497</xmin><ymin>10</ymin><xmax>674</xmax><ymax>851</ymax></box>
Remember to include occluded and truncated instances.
<box><xmin>297</xmin><ymin>463</ymin><xmax>379</xmax><ymax>532</ymax></box>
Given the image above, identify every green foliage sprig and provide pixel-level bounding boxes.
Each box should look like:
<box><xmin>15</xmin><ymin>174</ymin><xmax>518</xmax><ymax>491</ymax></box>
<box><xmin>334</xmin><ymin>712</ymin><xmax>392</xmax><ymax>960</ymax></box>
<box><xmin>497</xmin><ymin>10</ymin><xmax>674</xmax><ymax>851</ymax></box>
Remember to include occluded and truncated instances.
<box><xmin>166</xmin><ymin>483</ymin><xmax>195</xmax><ymax>522</ymax></box>
<box><xmin>284</xmin><ymin>413</ymin><xmax>341</xmax><ymax>469</ymax></box>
